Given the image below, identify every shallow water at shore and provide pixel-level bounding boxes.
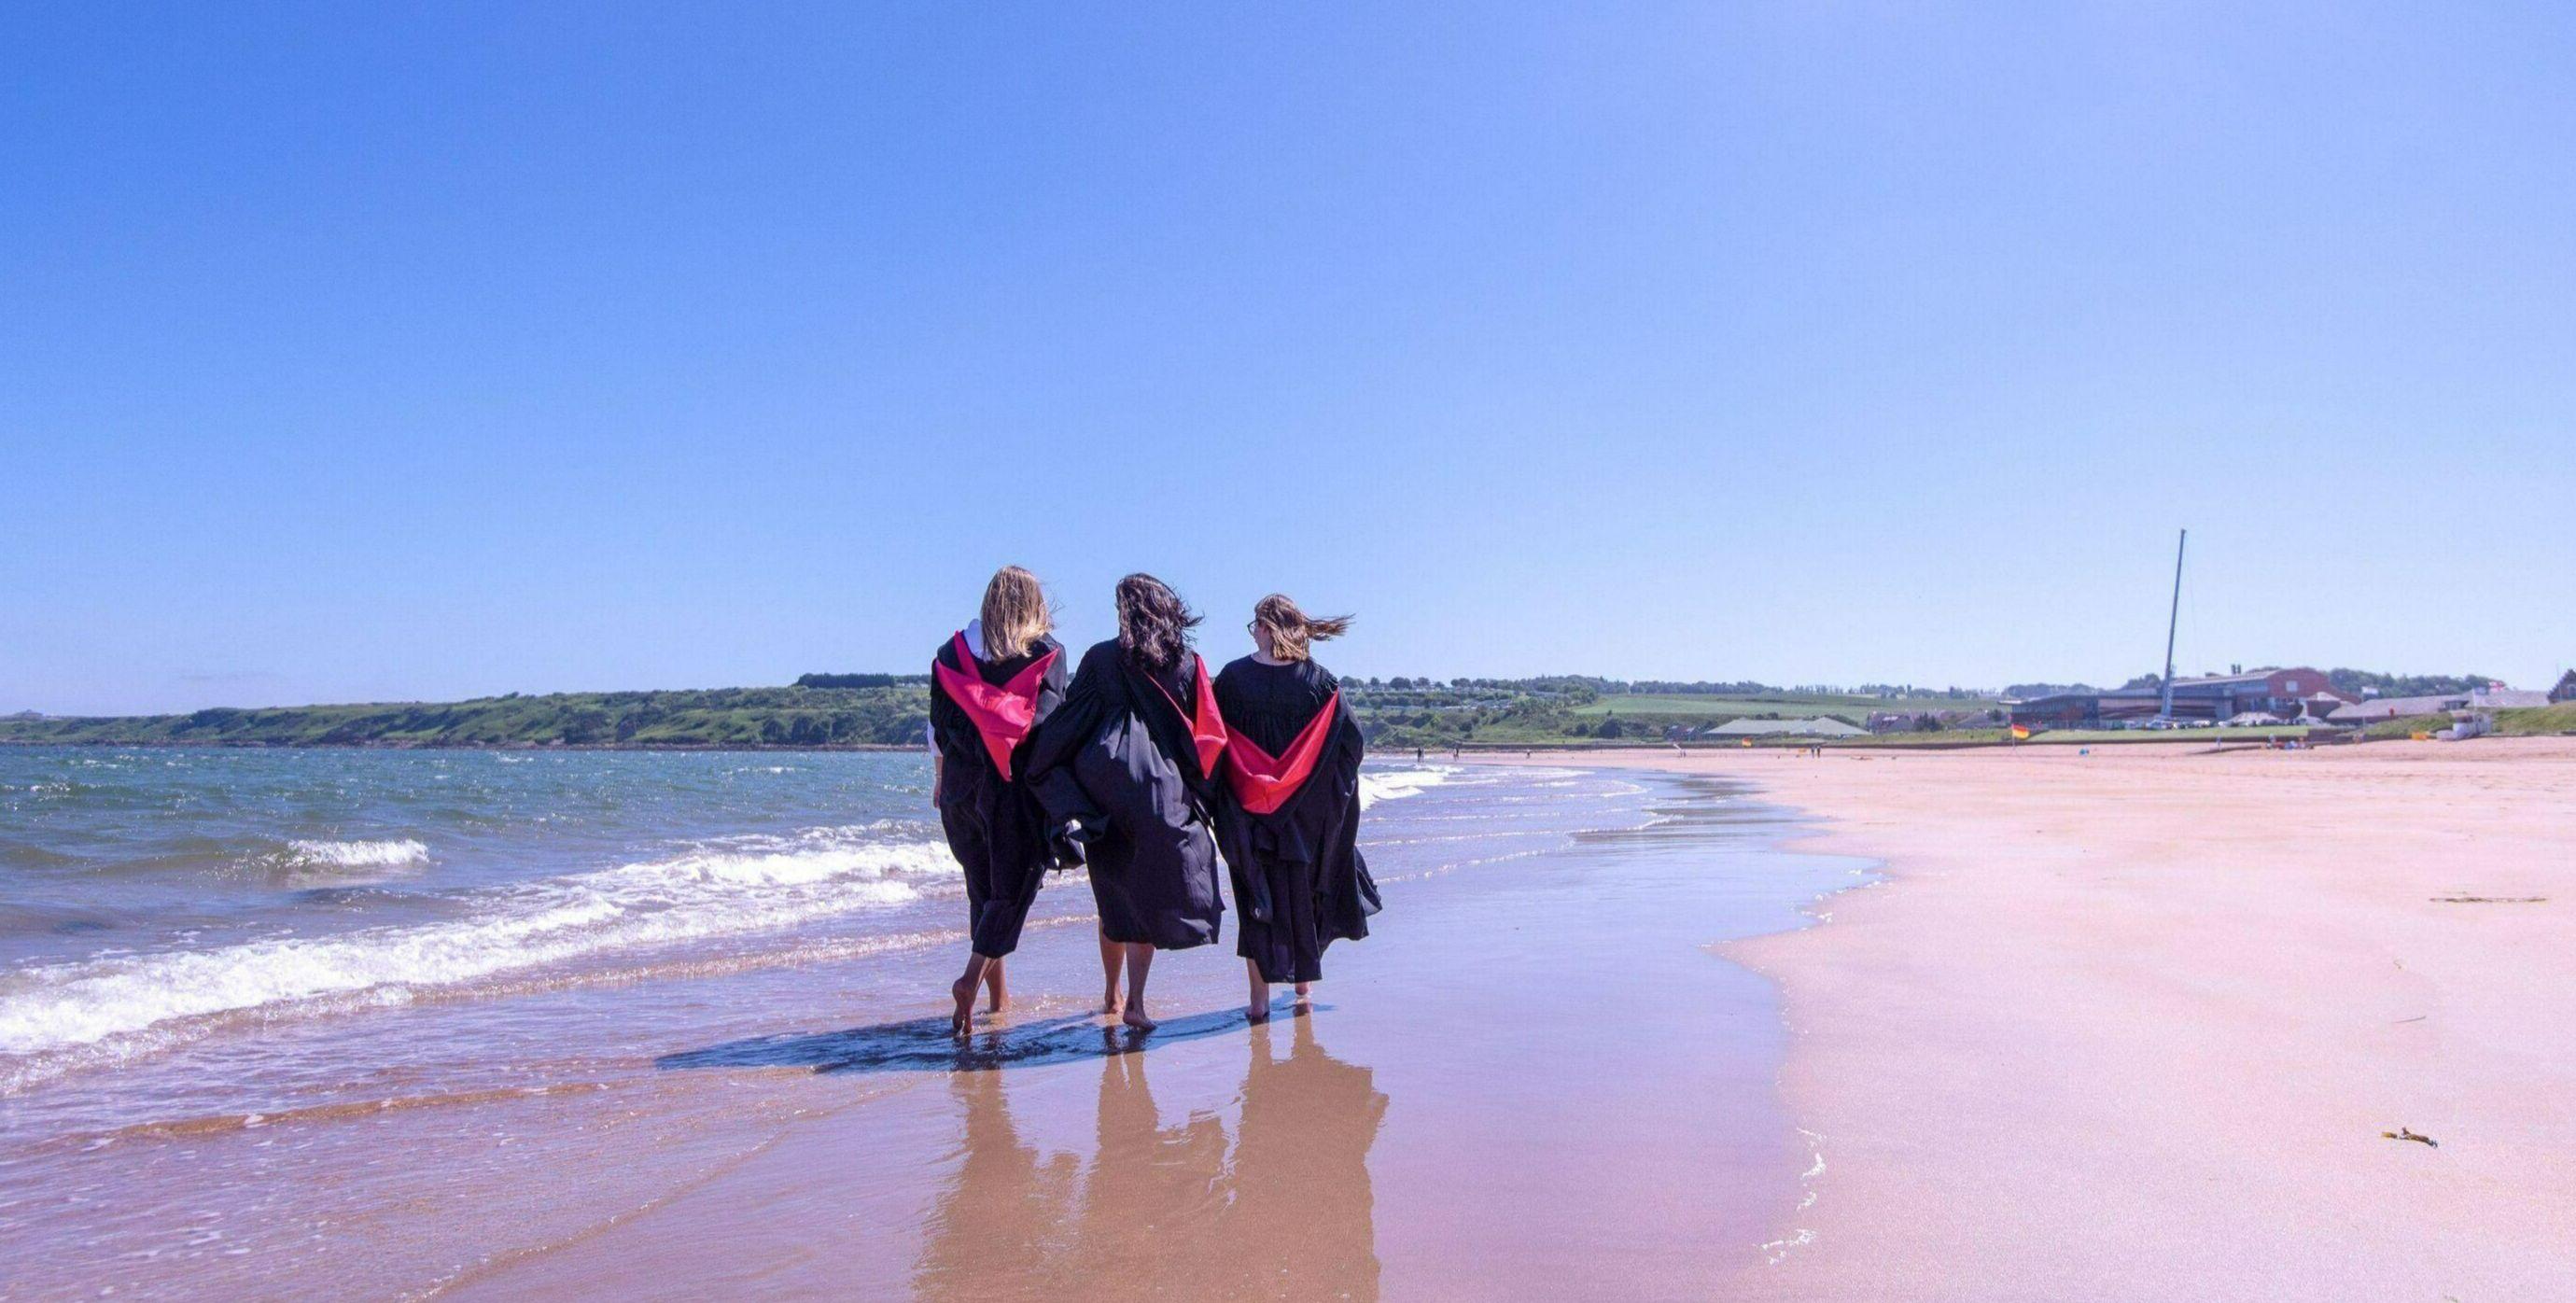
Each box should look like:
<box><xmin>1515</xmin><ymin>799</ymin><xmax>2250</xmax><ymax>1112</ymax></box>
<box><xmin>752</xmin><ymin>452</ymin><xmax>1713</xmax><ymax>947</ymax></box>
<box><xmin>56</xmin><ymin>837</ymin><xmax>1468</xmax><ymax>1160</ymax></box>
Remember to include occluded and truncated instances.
<box><xmin>0</xmin><ymin>750</ymin><xmax>1867</xmax><ymax>1298</ymax></box>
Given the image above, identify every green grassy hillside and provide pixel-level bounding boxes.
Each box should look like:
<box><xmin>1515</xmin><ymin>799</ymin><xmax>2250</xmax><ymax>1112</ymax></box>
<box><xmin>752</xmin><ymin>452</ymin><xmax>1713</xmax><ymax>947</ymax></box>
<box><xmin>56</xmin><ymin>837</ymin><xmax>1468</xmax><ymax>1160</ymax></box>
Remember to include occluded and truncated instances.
<box><xmin>1566</xmin><ymin>692</ymin><xmax>1995</xmax><ymax>725</ymax></box>
<box><xmin>2362</xmin><ymin>713</ymin><xmax>2457</xmax><ymax>741</ymax></box>
<box><xmin>2496</xmin><ymin>703</ymin><xmax>2576</xmax><ymax>736</ymax></box>
<box><xmin>0</xmin><ymin>686</ymin><xmax>931</xmax><ymax>749</ymax></box>
<box><xmin>25</xmin><ymin>681</ymin><xmax>2541</xmax><ymax>753</ymax></box>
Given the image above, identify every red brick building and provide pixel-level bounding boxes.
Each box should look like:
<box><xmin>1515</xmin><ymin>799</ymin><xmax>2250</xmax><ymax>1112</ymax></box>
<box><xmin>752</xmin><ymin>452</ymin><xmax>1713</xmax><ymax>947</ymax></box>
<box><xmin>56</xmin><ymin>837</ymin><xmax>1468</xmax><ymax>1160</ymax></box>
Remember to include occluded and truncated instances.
<box><xmin>2008</xmin><ymin>666</ymin><xmax>2351</xmax><ymax>729</ymax></box>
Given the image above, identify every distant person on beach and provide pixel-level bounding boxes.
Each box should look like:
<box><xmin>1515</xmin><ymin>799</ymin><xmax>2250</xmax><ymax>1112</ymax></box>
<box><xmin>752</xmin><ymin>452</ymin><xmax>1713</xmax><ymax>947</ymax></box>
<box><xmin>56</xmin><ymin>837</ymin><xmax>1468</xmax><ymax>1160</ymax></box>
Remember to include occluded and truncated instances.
<box><xmin>927</xmin><ymin>567</ymin><xmax>1070</xmax><ymax>1036</ymax></box>
<box><xmin>1024</xmin><ymin>574</ymin><xmax>1227</xmax><ymax>1030</ymax></box>
<box><xmin>1213</xmin><ymin>595</ymin><xmax>1379</xmax><ymax>1022</ymax></box>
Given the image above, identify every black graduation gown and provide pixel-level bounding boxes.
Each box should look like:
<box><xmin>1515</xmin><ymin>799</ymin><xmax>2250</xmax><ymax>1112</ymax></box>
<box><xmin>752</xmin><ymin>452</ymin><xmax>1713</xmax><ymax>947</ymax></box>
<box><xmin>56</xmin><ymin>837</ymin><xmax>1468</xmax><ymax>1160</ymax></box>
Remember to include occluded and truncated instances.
<box><xmin>929</xmin><ymin>633</ymin><xmax>1069</xmax><ymax>958</ymax></box>
<box><xmin>1211</xmin><ymin>656</ymin><xmax>1379</xmax><ymax>984</ymax></box>
<box><xmin>1021</xmin><ymin>639</ymin><xmax>1225</xmax><ymax>951</ymax></box>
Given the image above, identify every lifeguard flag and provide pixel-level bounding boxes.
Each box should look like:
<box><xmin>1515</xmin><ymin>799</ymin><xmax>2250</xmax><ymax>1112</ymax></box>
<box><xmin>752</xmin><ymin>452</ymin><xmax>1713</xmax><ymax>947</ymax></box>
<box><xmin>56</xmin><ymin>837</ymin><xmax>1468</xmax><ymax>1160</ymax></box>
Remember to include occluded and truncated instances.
<box><xmin>2009</xmin><ymin>723</ymin><xmax>2033</xmax><ymax>741</ymax></box>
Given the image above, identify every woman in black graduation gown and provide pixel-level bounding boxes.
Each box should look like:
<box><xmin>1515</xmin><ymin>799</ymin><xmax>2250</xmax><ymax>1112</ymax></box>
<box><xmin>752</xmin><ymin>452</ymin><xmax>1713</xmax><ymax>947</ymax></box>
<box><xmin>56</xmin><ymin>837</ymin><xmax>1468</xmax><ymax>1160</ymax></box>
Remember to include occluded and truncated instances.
<box><xmin>929</xmin><ymin>566</ymin><xmax>1071</xmax><ymax>1036</ymax></box>
<box><xmin>1212</xmin><ymin>594</ymin><xmax>1379</xmax><ymax>1022</ymax></box>
<box><xmin>1022</xmin><ymin>573</ymin><xmax>1228</xmax><ymax>1030</ymax></box>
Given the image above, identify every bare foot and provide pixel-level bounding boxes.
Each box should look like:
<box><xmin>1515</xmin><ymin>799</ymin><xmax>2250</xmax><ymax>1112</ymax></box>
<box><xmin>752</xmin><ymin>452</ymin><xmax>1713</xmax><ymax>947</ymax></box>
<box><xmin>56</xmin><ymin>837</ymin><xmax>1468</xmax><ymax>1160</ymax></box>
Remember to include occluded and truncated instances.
<box><xmin>1101</xmin><ymin>989</ymin><xmax>1125</xmax><ymax>1019</ymax></box>
<box><xmin>1294</xmin><ymin>981</ymin><xmax>1312</xmax><ymax>1002</ymax></box>
<box><xmin>950</xmin><ymin>975</ymin><xmax>977</xmax><ymax>1038</ymax></box>
<box><xmin>1121</xmin><ymin>1004</ymin><xmax>1158</xmax><ymax>1032</ymax></box>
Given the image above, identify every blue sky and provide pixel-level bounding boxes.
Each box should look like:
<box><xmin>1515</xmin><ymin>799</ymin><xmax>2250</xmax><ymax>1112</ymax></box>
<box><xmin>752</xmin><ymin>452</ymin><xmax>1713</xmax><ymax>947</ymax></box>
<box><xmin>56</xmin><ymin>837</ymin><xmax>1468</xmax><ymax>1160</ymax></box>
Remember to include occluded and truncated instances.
<box><xmin>6</xmin><ymin>3</ymin><xmax>2571</xmax><ymax>714</ymax></box>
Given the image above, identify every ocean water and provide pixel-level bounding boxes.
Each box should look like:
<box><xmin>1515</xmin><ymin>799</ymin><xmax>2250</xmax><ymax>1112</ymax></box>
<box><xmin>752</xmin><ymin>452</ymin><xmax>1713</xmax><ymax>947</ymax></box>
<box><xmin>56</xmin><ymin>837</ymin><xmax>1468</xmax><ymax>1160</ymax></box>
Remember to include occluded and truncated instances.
<box><xmin>0</xmin><ymin>747</ymin><xmax>1859</xmax><ymax>1298</ymax></box>
<box><xmin>0</xmin><ymin>749</ymin><xmax>1500</xmax><ymax>1098</ymax></box>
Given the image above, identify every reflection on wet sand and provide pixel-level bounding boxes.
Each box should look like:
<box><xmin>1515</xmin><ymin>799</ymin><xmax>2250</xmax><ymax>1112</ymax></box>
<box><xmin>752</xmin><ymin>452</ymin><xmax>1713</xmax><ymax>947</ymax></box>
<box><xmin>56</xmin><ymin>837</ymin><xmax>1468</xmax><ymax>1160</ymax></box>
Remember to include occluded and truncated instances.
<box><xmin>913</xmin><ymin>1070</ymin><xmax>1080</xmax><ymax>1294</ymax></box>
<box><xmin>1225</xmin><ymin>1016</ymin><xmax>1388</xmax><ymax>1301</ymax></box>
<box><xmin>914</xmin><ymin>1015</ymin><xmax>1388</xmax><ymax>1302</ymax></box>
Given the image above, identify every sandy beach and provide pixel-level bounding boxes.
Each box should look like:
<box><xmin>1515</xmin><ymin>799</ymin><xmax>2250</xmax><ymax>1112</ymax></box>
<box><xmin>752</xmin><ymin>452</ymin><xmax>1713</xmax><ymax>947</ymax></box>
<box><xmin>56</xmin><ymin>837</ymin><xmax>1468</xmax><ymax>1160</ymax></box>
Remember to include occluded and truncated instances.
<box><xmin>1491</xmin><ymin>738</ymin><xmax>2576</xmax><ymax>1301</ymax></box>
<box><xmin>13</xmin><ymin>740</ymin><xmax>2573</xmax><ymax>1299</ymax></box>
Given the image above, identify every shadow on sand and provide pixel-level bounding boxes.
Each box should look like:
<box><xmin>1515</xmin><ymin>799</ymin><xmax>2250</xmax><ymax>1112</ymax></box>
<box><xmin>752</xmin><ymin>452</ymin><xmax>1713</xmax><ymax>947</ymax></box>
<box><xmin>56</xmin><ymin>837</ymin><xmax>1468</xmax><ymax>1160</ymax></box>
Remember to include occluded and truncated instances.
<box><xmin>657</xmin><ymin>1005</ymin><xmax>1323</xmax><ymax>1075</ymax></box>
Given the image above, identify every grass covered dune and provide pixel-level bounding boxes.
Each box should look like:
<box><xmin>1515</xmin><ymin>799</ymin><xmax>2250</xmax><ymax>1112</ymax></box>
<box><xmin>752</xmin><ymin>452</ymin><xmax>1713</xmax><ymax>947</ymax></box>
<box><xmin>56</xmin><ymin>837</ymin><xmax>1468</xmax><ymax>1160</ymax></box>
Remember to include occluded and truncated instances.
<box><xmin>11</xmin><ymin>683</ymin><xmax>2564</xmax><ymax>753</ymax></box>
<box><xmin>1</xmin><ymin>677</ymin><xmax>1994</xmax><ymax>751</ymax></box>
<box><xmin>0</xmin><ymin>686</ymin><xmax>931</xmax><ymax>749</ymax></box>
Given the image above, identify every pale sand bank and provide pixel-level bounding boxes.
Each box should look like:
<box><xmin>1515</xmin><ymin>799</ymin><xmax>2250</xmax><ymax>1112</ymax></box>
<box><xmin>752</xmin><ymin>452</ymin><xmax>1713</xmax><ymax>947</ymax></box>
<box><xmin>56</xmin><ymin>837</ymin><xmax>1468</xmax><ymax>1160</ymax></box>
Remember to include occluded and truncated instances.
<box><xmin>1488</xmin><ymin>738</ymin><xmax>2576</xmax><ymax>1300</ymax></box>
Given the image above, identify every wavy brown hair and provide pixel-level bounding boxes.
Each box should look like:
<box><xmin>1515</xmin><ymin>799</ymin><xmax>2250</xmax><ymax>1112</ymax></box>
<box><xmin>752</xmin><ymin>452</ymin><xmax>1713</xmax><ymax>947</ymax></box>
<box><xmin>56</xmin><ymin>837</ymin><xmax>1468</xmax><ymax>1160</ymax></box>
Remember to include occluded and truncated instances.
<box><xmin>979</xmin><ymin>566</ymin><xmax>1051</xmax><ymax>661</ymax></box>
<box><xmin>1114</xmin><ymin>573</ymin><xmax>1199</xmax><ymax>676</ymax></box>
<box><xmin>1251</xmin><ymin>594</ymin><xmax>1352</xmax><ymax>663</ymax></box>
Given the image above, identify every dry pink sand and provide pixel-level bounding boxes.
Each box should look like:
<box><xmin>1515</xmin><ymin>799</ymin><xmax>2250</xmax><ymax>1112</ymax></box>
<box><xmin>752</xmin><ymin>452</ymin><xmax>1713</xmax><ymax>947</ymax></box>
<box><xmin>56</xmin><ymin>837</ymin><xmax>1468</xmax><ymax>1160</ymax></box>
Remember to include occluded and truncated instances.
<box><xmin>1494</xmin><ymin>737</ymin><xmax>2576</xmax><ymax>1301</ymax></box>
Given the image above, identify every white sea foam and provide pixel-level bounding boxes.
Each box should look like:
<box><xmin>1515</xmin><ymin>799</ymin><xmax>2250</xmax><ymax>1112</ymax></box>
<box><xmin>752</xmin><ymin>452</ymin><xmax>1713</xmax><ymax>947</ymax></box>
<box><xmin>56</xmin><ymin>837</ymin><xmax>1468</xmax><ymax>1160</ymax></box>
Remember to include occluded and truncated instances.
<box><xmin>1358</xmin><ymin>764</ymin><xmax>1455</xmax><ymax>810</ymax></box>
<box><xmin>0</xmin><ymin>824</ymin><xmax>959</xmax><ymax>1067</ymax></box>
<box><xmin>287</xmin><ymin>838</ymin><xmax>430</xmax><ymax>869</ymax></box>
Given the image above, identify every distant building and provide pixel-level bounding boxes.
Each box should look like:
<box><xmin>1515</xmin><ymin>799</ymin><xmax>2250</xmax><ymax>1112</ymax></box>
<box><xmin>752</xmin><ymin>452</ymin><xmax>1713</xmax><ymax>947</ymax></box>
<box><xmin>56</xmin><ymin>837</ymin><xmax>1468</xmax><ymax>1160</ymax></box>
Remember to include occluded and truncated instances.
<box><xmin>2163</xmin><ymin>667</ymin><xmax>2348</xmax><ymax>717</ymax></box>
<box><xmin>2471</xmin><ymin>688</ymin><xmax>2551</xmax><ymax>710</ymax></box>
<box><xmin>2001</xmin><ymin>693</ymin><xmax>2103</xmax><ymax>729</ymax></box>
<box><xmin>2327</xmin><ymin>693</ymin><xmax>2471</xmax><ymax>725</ymax></box>
<box><xmin>1865</xmin><ymin>708</ymin><xmax>1998</xmax><ymax>734</ymax></box>
<box><xmin>1705</xmin><ymin>717</ymin><xmax>1869</xmax><ymax>738</ymax></box>
<box><xmin>2009</xmin><ymin>667</ymin><xmax>2349</xmax><ymax>729</ymax></box>
<box><xmin>2555</xmin><ymin>670</ymin><xmax>2576</xmax><ymax>704</ymax></box>
<box><xmin>2328</xmin><ymin>685</ymin><xmax>2550</xmax><ymax>726</ymax></box>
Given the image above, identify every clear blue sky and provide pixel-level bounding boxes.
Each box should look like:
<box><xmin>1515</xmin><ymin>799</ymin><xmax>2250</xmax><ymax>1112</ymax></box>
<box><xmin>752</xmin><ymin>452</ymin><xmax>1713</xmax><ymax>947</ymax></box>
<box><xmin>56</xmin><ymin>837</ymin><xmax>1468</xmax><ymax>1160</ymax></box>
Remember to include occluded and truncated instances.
<box><xmin>6</xmin><ymin>3</ymin><xmax>2571</xmax><ymax>714</ymax></box>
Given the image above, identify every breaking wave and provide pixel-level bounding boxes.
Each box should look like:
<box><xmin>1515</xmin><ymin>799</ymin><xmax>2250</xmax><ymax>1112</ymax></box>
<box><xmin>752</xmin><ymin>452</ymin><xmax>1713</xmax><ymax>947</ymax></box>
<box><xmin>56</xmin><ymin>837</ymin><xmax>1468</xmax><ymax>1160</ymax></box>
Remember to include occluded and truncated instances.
<box><xmin>287</xmin><ymin>838</ymin><xmax>430</xmax><ymax>869</ymax></box>
<box><xmin>1359</xmin><ymin>764</ymin><xmax>1455</xmax><ymax>810</ymax></box>
<box><xmin>0</xmin><ymin>824</ymin><xmax>959</xmax><ymax>1076</ymax></box>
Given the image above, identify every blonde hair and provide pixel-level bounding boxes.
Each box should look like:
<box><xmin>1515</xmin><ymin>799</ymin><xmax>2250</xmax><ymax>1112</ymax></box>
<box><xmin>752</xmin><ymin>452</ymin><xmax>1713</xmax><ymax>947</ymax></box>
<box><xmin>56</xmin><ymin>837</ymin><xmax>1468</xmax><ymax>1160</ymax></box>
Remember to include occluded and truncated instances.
<box><xmin>1252</xmin><ymin>594</ymin><xmax>1351</xmax><ymax>663</ymax></box>
<box><xmin>980</xmin><ymin>567</ymin><xmax>1051</xmax><ymax>661</ymax></box>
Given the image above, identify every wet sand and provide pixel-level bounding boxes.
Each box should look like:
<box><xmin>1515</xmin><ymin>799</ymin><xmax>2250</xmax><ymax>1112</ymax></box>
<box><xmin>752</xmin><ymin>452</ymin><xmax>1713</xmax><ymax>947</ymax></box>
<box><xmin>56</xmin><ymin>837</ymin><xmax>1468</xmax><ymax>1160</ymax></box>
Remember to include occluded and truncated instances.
<box><xmin>430</xmin><ymin>771</ymin><xmax>1858</xmax><ymax>1300</ymax></box>
<box><xmin>1490</xmin><ymin>738</ymin><xmax>2576</xmax><ymax>1300</ymax></box>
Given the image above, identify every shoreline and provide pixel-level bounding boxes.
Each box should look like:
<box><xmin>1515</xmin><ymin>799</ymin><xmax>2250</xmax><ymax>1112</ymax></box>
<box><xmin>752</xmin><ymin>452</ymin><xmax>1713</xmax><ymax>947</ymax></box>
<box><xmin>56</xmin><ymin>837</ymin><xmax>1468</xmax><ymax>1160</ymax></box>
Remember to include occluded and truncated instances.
<box><xmin>13</xmin><ymin>729</ymin><xmax>2549</xmax><ymax>755</ymax></box>
<box><xmin>0</xmin><ymin>738</ymin><xmax>924</xmax><ymax>751</ymax></box>
<box><xmin>1478</xmin><ymin>738</ymin><xmax>2576</xmax><ymax>1299</ymax></box>
<box><xmin>6</xmin><ymin>758</ymin><xmax>1849</xmax><ymax>1298</ymax></box>
<box><xmin>428</xmin><ymin>765</ymin><xmax>1843</xmax><ymax>1299</ymax></box>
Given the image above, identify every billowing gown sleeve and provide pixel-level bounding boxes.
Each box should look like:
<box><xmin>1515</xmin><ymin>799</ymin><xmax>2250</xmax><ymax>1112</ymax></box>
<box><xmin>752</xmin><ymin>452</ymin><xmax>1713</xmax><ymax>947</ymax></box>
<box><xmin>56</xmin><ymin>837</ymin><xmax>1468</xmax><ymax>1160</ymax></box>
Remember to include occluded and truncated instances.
<box><xmin>1020</xmin><ymin>640</ymin><xmax>1116</xmax><ymax>839</ymax></box>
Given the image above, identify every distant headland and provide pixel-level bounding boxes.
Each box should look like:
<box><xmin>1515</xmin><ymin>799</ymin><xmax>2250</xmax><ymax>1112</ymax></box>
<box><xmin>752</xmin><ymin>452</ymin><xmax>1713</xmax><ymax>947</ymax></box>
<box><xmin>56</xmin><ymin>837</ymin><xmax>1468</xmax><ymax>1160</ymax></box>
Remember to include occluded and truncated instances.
<box><xmin>7</xmin><ymin>666</ymin><xmax>2564</xmax><ymax>752</ymax></box>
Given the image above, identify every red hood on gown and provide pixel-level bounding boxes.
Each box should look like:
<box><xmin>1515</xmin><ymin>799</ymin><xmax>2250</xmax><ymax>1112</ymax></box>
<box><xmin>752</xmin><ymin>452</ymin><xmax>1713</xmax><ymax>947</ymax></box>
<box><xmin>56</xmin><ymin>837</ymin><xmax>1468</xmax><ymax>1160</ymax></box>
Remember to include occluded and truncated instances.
<box><xmin>1143</xmin><ymin>655</ymin><xmax>1229</xmax><ymax>779</ymax></box>
<box><xmin>932</xmin><ymin>631</ymin><xmax>1058</xmax><ymax>781</ymax></box>
<box><xmin>1222</xmin><ymin>690</ymin><xmax>1340</xmax><ymax>816</ymax></box>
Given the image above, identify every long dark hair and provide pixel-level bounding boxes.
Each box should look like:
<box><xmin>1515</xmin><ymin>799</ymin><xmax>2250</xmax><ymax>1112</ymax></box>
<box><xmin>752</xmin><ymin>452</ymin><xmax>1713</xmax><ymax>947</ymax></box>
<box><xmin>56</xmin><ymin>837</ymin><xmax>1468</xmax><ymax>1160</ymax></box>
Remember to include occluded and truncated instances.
<box><xmin>1114</xmin><ymin>573</ymin><xmax>1198</xmax><ymax>676</ymax></box>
